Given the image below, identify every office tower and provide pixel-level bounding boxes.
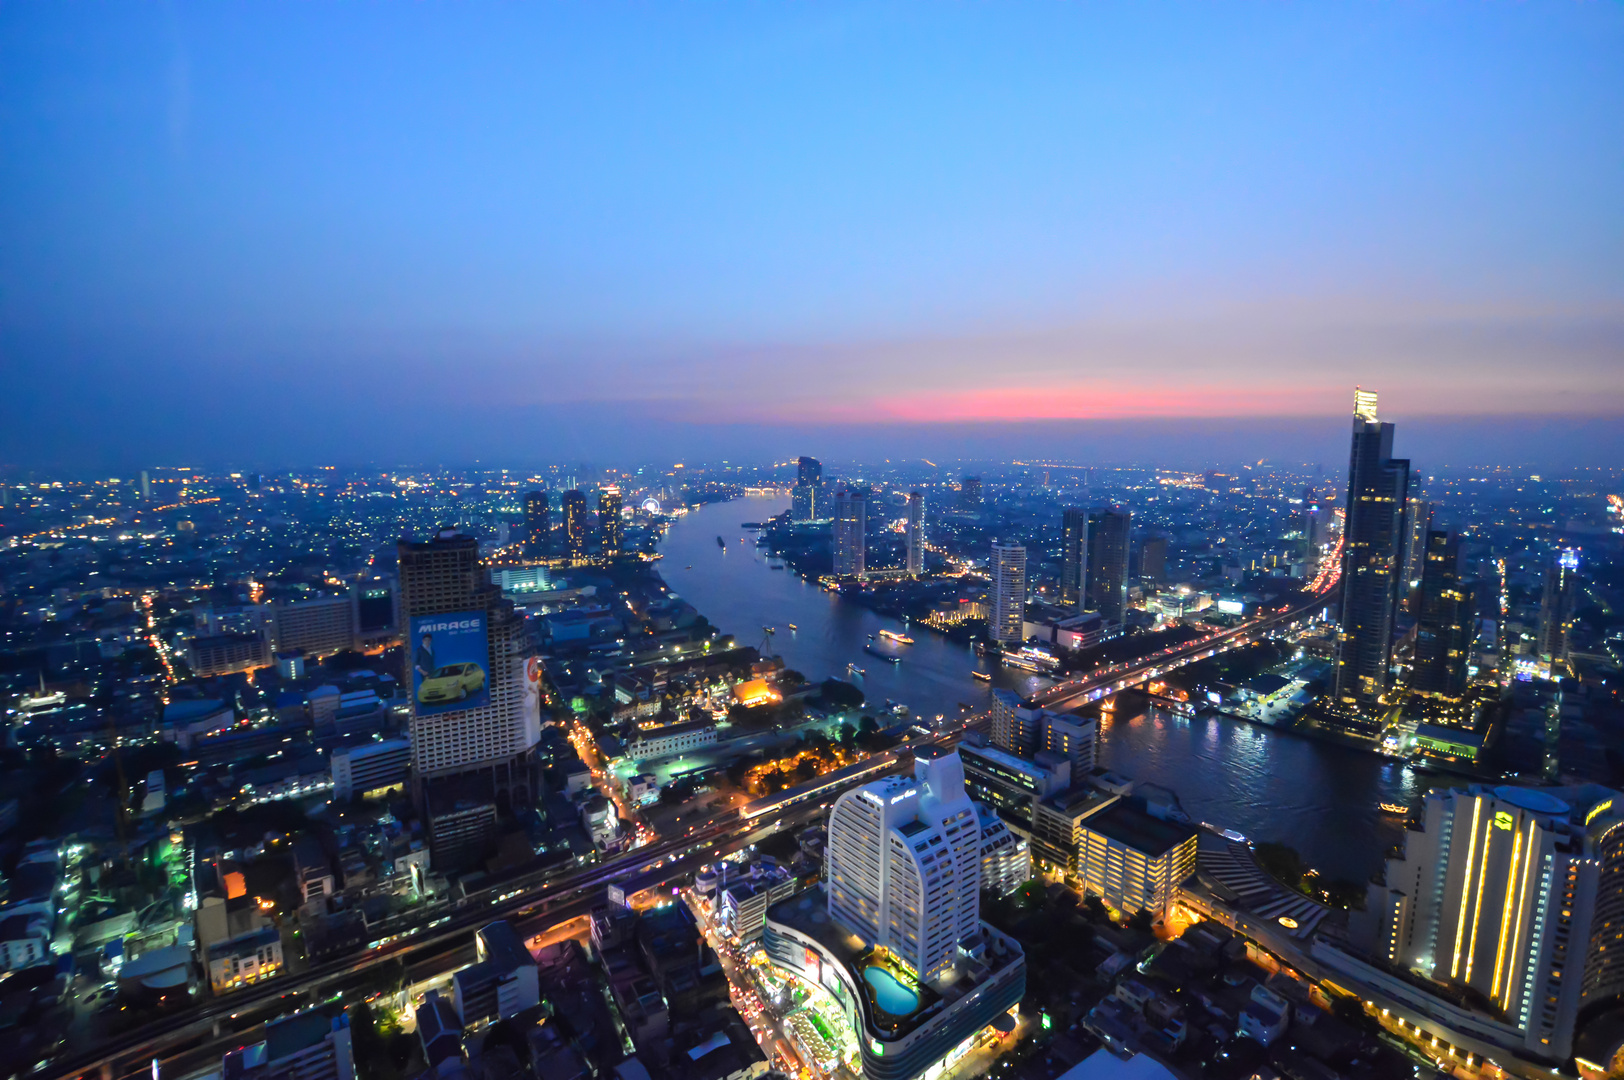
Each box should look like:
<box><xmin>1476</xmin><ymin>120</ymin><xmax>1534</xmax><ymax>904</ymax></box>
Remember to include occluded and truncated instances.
<box><xmin>270</xmin><ymin>595</ymin><xmax>356</xmax><ymax>657</ymax></box>
<box><xmin>139</xmin><ymin>470</ymin><xmax>151</xmax><ymax>502</ymax></box>
<box><xmin>978</xmin><ymin>806</ymin><xmax>1031</xmax><ymax>899</ymax></box>
<box><xmin>1403</xmin><ymin>498</ymin><xmax>1434</xmax><ymax>604</ymax></box>
<box><xmin>561</xmin><ymin>490</ymin><xmax>589</xmax><ymax>562</ymax></box>
<box><xmin>905</xmin><ymin>490</ymin><xmax>925</xmax><ymax>575</ymax></box>
<box><xmin>1333</xmin><ymin>388</ymin><xmax>1410</xmax><ymax>713</ymax></box>
<box><xmin>766</xmin><ymin>753</ymin><xmax>1025</xmax><ymax>1080</ymax></box>
<box><xmin>1412</xmin><ymin>530</ymin><xmax>1477</xmax><ymax>702</ymax></box>
<box><xmin>960</xmin><ymin>475</ymin><xmax>982</xmax><ymax>510</ymax></box>
<box><xmin>398</xmin><ymin>530</ymin><xmax>538</xmax><ymax>868</ymax></box>
<box><xmin>1085</xmin><ymin>509</ymin><xmax>1130</xmax><ymax>623</ymax></box>
<box><xmin>792</xmin><ymin>456</ymin><xmax>823</xmax><ymax>522</ymax></box>
<box><xmin>825</xmin><ymin>751</ymin><xmax>982</xmax><ymax>983</ymax></box>
<box><xmin>1359</xmin><ymin>786</ymin><xmax>1624</xmax><ymax>1063</ymax></box>
<box><xmin>1061</xmin><ymin>506</ymin><xmax>1089</xmax><ymax>610</ymax></box>
<box><xmin>598</xmin><ymin>485</ymin><xmax>623</xmax><ymax>558</ymax></box>
<box><xmin>832</xmin><ymin>487</ymin><xmax>866</xmax><ymax>577</ymax></box>
<box><xmin>990</xmin><ymin>689</ymin><xmax>1038</xmax><ymax>756</ymax></box>
<box><xmin>1538</xmin><ymin>549</ymin><xmax>1580</xmax><ymax>663</ymax></box>
<box><xmin>522</xmin><ymin>490</ymin><xmax>550</xmax><ymax>558</ymax></box>
<box><xmin>1138</xmin><ymin>535</ymin><xmax>1168</xmax><ymax>587</ymax></box>
<box><xmin>989</xmin><ymin>542</ymin><xmax>1027</xmax><ymax>646</ymax></box>
<box><xmin>1042</xmin><ymin>712</ymin><xmax>1098</xmax><ymax>779</ymax></box>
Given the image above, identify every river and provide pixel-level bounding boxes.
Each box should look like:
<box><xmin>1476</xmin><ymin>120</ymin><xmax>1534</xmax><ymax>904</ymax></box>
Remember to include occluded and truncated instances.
<box><xmin>658</xmin><ymin>494</ymin><xmax>1432</xmax><ymax>883</ymax></box>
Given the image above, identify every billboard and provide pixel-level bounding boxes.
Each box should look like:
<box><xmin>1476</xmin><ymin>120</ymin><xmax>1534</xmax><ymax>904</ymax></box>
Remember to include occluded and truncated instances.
<box><xmin>411</xmin><ymin>611</ymin><xmax>490</xmax><ymax>714</ymax></box>
<box><xmin>520</xmin><ymin>654</ymin><xmax>543</xmax><ymax>748</ymax></box>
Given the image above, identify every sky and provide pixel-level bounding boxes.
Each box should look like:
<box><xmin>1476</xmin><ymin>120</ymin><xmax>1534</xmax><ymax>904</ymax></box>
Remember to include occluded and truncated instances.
<box><xmin>1</xmin><ymin>3</ymin><xmax>1621</xmax><ymax>470</ymax></box>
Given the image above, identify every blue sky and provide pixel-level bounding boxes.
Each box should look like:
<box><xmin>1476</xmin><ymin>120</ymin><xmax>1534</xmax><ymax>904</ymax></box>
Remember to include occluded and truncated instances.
<box><xmin>2</xmin><ymin>3</ymin><xmax>1621</xmax><ymax>467</ymax></box>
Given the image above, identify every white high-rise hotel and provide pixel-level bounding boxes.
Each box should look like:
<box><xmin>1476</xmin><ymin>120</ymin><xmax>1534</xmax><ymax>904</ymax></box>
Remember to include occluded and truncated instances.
<box><xmin>826</xmin><ymin>753</ymin><xmax>982</xmax><ymax>985</ymax></box>
<box><xmin>988</xmin><ymin>543</ymin><xmax>1026</xmax><ymax>646</ymax></box>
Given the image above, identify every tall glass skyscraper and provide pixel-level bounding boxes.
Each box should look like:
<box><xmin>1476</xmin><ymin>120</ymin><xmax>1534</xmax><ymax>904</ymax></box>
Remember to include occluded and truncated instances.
<box><xmin>597</xmin><ymin>485</ymin><xmax>622</xmax><ymax>558</ymax></box>
<box><xmin>1412</xmin><ymin>529</ymin><xmax>1476</xmax><ymax>703</ymax></box>
<box><xmin>1086</xmin><ymin>509</ymin><xmax>1130</xmax><ymax>623</ymax></box>
<box><xmin>1334</xmin><ymin>388</ymin><xmax>1410</xmax><ymax>714</ymax></box>
<box><xmin>1061</xmin><ymin>506</ymin><xmax>1088</xmax><ymax>611</ymax></box>
<box><xmin>833</xmin><ymin>487</ymin><xmax>866</xmax><ymax>577</ymax></box>
<box><xmin>905</xmin><ymin>490</ymin><xmax>924</xmax><ymax>575</ymax></box>
<box><xmin>989</xmin><ymin>542</ymin><xmax>1027</xmax><ymax>646</ymax></box>
<box><xmin>522</xmin><ymin>490</ymin><xmax>549</xmax><ymax>558</ymax></box>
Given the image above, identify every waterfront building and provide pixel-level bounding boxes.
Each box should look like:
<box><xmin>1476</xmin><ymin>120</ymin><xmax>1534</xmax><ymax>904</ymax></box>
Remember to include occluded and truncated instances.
<box><xmin>1075</xmin><ymin>799</ymin><xmax>1198</xmax><ymax>923</ymax></box>
<box><xmin>1356</xmin><ymin>785</ymin><xmax>1624</xmax><ymax>1064</ymax></box>
<box><xmin>989</xmin><ymin>690</ymin><xmax>1096</xmax><ymax>779</ymax></box>
<box><xmin>1029</xmin><ymin>785</ymin><xmax>1121</xmax><ymax>875</ymax></box>
<box><xmin>1334</xmin><ymin>387</ymin><xmax>1411</xmax><ymax>714</ymax></box>
<box><xmin>1411</xmin><ymin>530</ymin><xmax>1477</xmax><ymax>704</ymax></box>
<box><xmin>960</xmin><ymin>475</ymin><xmax>982</xmax><ymax>510</ymax></box>
<box><xmin>523</xmin><ymin>489</ymin><xmax>550</xmax><ymax>558</ymax></box>
<box><xmin>905</xmin><ymin>490</ymin><xmax>924</xmax><ymax>575</ymax></box>
<box><xmin>834</xmin><ymin>488</ymin><xmax>867</xmax><ymax>578</ymax></box>
<box><xmin>766</xmin><ymin>750</ymin><xmax>1026</xmax><ymax>1080</ymax></box>
<box><xmin>1538</xmin><ymin>549</ymin><xmax>1580</xmax><ymax>665</ymax></box>
<box><xmin>1061</xmin><ymin>506</ymin><xmax>1088</xmax><ymax>610</ymax></box>
<box><xmin>598</xmin><ymin>485</ymin><xmax>623</xmax><ymax>558</ymax></box>
<box><xmin>960</xmin><ymin>741</ymin><xmax>1070</xmax><ymax>823</ymax></box>
<box><xmin>989</xmin><ymin>543</ymin><xmax>1027</xmax><ymax>646</ymax></box>
<box><xmin>398</xmin><ymin>530</ymin><xmax>538</xmax><ymax>867</ymax></box>
<box><xmin>1085</xmin><ymin>510</ymin><xmax>1131</xmax><ymax>624</ymax></box>
<box><xmin>978</xmin><ymin>804</ymin><xmax>1031</xmax><ymax>898</ymax></box>
<box><xmin>561</xmin><ymin>490</ymin><xmax>589</xmax><ymax>562</ymax></box>
<box><xmin>792</xmin><ymin>455</ymin><xmax>824</xmax><ymax>523</ymax></box>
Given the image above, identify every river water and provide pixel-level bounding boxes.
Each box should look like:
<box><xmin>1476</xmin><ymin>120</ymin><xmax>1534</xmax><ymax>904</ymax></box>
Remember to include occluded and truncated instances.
<box><xmin>659</xmin><ymin>494</ymin><xmax>1431</xmax><ymax>883</ymax></box>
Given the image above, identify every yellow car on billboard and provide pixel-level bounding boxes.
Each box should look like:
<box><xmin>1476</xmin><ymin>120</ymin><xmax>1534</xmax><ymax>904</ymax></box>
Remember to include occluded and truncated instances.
<box><xmin>416</xmin><ymin>662</ymin><xmax>487</xmax><ymax>705</ymax></box>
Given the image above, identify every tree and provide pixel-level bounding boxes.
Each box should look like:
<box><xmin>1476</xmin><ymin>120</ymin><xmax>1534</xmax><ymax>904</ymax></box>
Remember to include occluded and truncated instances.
<box><xmin>1126</xmin><ymin>908</ymin><xmax>1154</xmax><ymax>933</ymax></box>
<box><xmin>819</xmin><ymin>678</ymin><xmax>865</xmax><ymax>710</ymax></box>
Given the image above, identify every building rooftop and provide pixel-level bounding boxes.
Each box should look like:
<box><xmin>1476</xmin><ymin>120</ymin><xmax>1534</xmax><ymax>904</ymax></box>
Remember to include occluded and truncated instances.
<box><xmin>1084</xmin><ymin>800</ymin><xmax>1199</xmax><ymax>858</ymax></box>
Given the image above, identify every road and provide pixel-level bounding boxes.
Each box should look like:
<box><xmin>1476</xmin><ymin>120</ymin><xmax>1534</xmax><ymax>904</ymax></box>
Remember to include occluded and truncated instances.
<box><xmin>1031</xmin><ymin>566</ymin><xmax>1340</xmax><ymax>713</ymax></box>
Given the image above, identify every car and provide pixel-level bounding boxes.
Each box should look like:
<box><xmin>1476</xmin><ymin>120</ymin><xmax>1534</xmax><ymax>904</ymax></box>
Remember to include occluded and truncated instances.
<box><xmin>417</xmin><ymin>662</ymin><xmax>486</xmax><ymax>705</ymax></box>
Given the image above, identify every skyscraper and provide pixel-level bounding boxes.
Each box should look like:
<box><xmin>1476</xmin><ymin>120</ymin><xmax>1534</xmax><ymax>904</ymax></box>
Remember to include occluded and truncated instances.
<box><xmin>1138</xmin><ymin>535</ymin><xmax>1167</xmax><ymax>587</ymax></box>
<box><xmin>1412</xmin><ymin>530</ymin><xmax>1477</xmax><ymax>703</ymax></box>
<box><xmin>989</xmin><ymin>542</ymin><xmax>1027</xmax><ymax>646</ymax></box>
<box><xmin>561</xmin><ymin>490</ymin><xmax>588</xmax><ymax>563</ymax></box>
<box><xmin>522</xmin><ymin>490</ymin><xmax>549</xmax><ymax>558</ymax></box>
<box><xmin>1538</xmin><ymin>549</ymin><xmax>1580</xmax><ymax>664</ymax></box>
<box><xmin>905</xmin><ymin>490</ymin><xmax>924</xmax><ymax>575</ymax></box>
<box><xmin>597</xmin><ymin>486</ymin><xmax>622</xmax><ymax>558</ymax></box>
<box><xmin>139</xmin><ymin>469</ymin><xmax>151</xmax><ymax>502</ymax></box>
<box><xmin>1403</xmin><ymin>497</ymin><xmax>1434</xmax><ymax>608</ymax></box>
<box><xmin>792</xmin><ymin>456</ymin><xmax>822</xmax><ymax>522</ymax></box>
<box><xmin>398</xmin><ymin>530</ymin><xmax>538</xmax><ymax>867</ymax></box>
<box><xmin>1358</xmin><ymin>786</ymin><xmax>1624</xmax><ymax>1063</ymax></box>
<box><xmin>1334</xmin><ymin>388</ymin><xmax>1410</xmax><ymax>713</ymax></box>
<box><xmin>825</xmin><ymin>751</ymin><xmax>982</xmax><ymax>984</ymax></box>
<box><xmin>1061</xmin><ymin>506</ymin><xmax>1088</xmax><ymax>610</ymax></box>
<box><xmin>832</xmin><ymin>487</ymin><xmax>866</xmax><ymax>577</ymax></box>
<box><xmin>961</xmin><ymin>475</ymin><xmax>982</xmax><ymax>510</ymax></box>
<box><xmin>1085</xmin><ymin>510</ymin><xmax>1130</xmax><ymax>623</ymax></box>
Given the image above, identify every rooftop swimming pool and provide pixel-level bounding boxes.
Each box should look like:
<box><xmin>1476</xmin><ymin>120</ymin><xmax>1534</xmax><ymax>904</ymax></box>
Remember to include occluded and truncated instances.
<box><xmin>863</xmin><ymin>965</ymin><xmax>920</xmax><ymax>1016</ymax></box>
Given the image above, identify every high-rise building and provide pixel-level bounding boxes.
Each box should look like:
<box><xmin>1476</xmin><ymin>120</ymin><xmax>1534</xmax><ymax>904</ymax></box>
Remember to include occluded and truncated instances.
<box><xmin>989</xmin><ymin>542</ymin><xmax>1027</xmax><ymax>646</ymax></box>
<box><xmin>1357</xmin><ymin>786</ymin><xmax>1624</xmax><ymax>1063</ymax></box>
<box><xmin>989</xmin><ymin>688</ymin><xmax>1097</xmax><ymax>777</ymax></box>
<box><xmin>1538</xmin><ymin>549</ymin><xmax>1580</xmax><ymax>664</ymax></box>
<box><xmin>961</xmin><ymin>475</ymin><xmax>982</xmax><ymax>510</ymax></box>
<box><xmin>561</xmin><ymin>490</ymin><xmax>589</xmax><ymax>563</ymax></box>
<box><xmin>1403</xmin><ymin>497</ymin><xmax>1434</xmax><ymax>607</ymax></box>
<box><xmin>1061</xmin><ymin>506</ymin><xmax>1089</xmax><ymax>610</ymax></box>
<box><xmin>139</xmin><ymin>470</ymin><xmax>151</xmax><ymax>502</ymax></box>
<box><xmin>1412</xmin><ymin>530</ymin><xmax>1477</xmax><ymax>703</ymax></box>
<box><xmin>270</xmin><ymin>595</ymin><xmax>356</xmax><ymax>658</ymax></box>
<box><xmin>832</xmin><ymin>488</ymin><xmax>866</xmax><ymax>577</ymax></box>
<box><xmin>825</xmin><ymin>752</ymin><xmax>983</xmax><ymax>982</ymax></box>
<box><xmin>1334</xmin><ymin>388</ymin><xmax>1410</xmax><ymax>713</ymax></box>
<box><xmin>398</xmin><ymin>530</ymin><xmax>538</xmax><ymax>867</ymax></box>
<box><xmin>905</xmin><ymin>490</ymin><xmax>925</xmax><ymax>575</ymax></box>
<box><xmin>522</xmin><ymin>490</ymin><xmax>550</xmax><ymax>558</ymax></box>
<box><xmin>792</xmin><ymin>456</ymin><xmax>823</xmax><ymax>522</ymax></box>
<box><xmin>598</xmin><ymin>486</ymin><xmax>623</xmax><ymax>558</ymax></box>
<box><xmin>765</xmin><ymin>751</ymin><xmax>1026</xmax><ymax>1080</ymax></box>
<box><xmin>1085</xmin><ymin>510</ymin><xmax>1130</xmax><ymax>623</ymax></box>
<box><xmin>1138</xmin><ymin>535</ymin><xmax>1168</xmax><ymax>587</ymax></box>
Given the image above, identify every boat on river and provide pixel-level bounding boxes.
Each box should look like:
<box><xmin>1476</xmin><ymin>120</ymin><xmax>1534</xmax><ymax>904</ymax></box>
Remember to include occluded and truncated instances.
<box><xmin>878</xmin><ymin>630</ymin><xmax>914</xmax><ymax>644</ymax></box>
<box><xmin>970</xmin><ymin>670</ymin><xmax>992</xmax><ymax>682</ymax></box>
<box><xmin>716</xmin><ymin>536</ymin><xmax>726</xmax><ymax>548</ymax></box>
<box><xmin>786</xmin><ymin>623</ymin><xmax>798</xmax><ymax>631</ymax></box>
<box><xmin>864</xmin><ymin>645</ymin><xmax>901</xmax><ymax>664</ymax></box>
<box><xmin>1378</xmin><ymin>802</ymin><xmax>1409</xmax><ymax>815</ymax></box>
<box><xmin>847</xmin><ymin>663</ymin><xmax>866</xmax><ymax>676</ymax></box>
